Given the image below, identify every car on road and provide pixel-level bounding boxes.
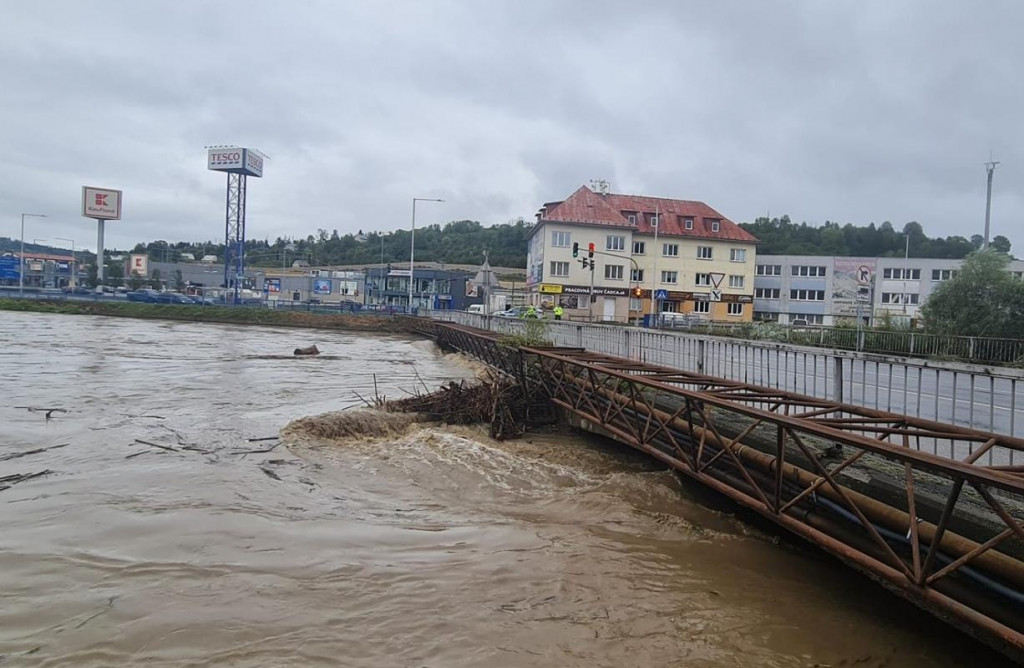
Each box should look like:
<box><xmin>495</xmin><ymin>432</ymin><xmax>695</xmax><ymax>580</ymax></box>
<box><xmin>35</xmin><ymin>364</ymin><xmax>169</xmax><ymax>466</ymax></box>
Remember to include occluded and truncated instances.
<box><xmin>62</xmin><ymin>286</ymin><xmax>93</xmax><ymax>296</ymax></box>
<box><xmin>495</xmin><ymin>306</ymin><xmax>527</xmax><ymax>318</ymax></box>
<box><xmin>154</xmin><ymin>292</ymin><xmax>196</xmax><ymax>304</ymax></box>
<box><xmin>126</xmin><ymin>289</ymin><xmax>161</xmax><ymax>303</ymax></box>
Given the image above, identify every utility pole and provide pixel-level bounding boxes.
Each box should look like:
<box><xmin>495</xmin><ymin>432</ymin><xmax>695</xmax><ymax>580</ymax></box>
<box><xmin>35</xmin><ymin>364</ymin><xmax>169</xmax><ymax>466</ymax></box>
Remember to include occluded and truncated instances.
<box><xmin>983</xmin><ymin>158</ymin><xmax>999</xmax><ymax>249</ymax></box>
<box><xmin>648</xmin><ymin>203</ymin><xmax>659</xmax><ymax>322</ymax></box>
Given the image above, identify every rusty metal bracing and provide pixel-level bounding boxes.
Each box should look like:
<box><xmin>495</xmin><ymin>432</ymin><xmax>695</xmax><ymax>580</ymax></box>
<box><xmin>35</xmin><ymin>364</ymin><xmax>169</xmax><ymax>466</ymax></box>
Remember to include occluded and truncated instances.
<box><xmin>422</xmin><ymin>321</ymin><xmax>1024</xmax><ymax>660</ymax></box>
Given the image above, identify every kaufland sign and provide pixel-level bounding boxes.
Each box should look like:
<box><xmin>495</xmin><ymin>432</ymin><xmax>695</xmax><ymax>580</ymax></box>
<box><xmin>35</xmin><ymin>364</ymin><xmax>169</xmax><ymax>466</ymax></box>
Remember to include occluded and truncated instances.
<box><xmin>81</xmin><ymin>186</ymin><xmax>122</xmax><ymax>220</ymax></box>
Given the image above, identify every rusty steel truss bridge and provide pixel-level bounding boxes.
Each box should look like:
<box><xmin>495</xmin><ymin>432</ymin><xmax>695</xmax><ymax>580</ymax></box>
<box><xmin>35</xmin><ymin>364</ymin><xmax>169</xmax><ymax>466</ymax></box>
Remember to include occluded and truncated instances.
<box><xmin>408</xmin><ymin>318</ymin><xmax>1024</xmax><ymax>661</ymax></box>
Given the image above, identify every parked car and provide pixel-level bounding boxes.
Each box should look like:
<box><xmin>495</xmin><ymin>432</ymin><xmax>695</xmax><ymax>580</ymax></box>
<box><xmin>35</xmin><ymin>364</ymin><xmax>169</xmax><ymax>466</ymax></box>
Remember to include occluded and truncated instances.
<box><xmin>126</xmin><ymin>289</ymin><xmax>161</xmax><ymax>303</ymax></box>
<box><xmin>154</xmin><ymin>292</ymin><xmax>196</xmax><ymax>304</ymax></box>
<box><xmin>62</xmin><ymin>286</ymin><xmax>92</xmax><ymax>295</ymax></box>
<box><xmin>496</xmin><ymin>306</ymin><xmax>527</xmax><ymax>318</ymax></box>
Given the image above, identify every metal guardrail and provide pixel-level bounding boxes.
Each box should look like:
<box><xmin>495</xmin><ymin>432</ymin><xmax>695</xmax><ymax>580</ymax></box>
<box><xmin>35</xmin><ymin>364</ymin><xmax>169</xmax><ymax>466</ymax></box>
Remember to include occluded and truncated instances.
<box><xmin>426</xmin><ymin>310</ymin><xmax>1024</xmax><ymax>449</ymax></box>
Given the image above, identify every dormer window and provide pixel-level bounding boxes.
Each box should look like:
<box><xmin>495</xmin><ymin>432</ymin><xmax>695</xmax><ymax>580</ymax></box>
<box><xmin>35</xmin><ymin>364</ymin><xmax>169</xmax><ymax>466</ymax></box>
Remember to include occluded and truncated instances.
<box><xmin>627</xmin><ymin>214</ymin><xmax>636</xmax><ymax>225</ymax></box>
<box><xmin>650</xmin><ymin>214</ymin><xmax>659</xmax><ymax>227</ymax></box>
<box><xmin>710</xmin><ymin>220</ymin><xmax>720</xmax><ymax>232</ymax></box>
<box><xmin>684</xmin><ymin>218</ymin><xmax>694</xmax><ymax>230</ymax></box>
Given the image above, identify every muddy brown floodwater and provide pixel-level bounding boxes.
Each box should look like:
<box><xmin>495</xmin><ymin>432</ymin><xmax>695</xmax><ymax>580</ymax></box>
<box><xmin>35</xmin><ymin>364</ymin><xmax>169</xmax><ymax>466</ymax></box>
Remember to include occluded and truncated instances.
<box><xmin>0</xmin><ymin>312</ymin><xmax>1012</xmax><ymax>667</ymax></box>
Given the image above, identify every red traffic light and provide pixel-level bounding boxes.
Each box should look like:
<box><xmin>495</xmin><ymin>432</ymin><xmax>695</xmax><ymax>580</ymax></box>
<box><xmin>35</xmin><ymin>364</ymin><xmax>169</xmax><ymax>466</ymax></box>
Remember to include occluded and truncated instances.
<box><xmin>633</xmin><ymin>286</ymin><xmax>642</xmax><ymax>298</ymax></box>
<box><xmin>587</xmin><ymin>242</ymin><xmax>595</xmax><ymax>252</ymax></box>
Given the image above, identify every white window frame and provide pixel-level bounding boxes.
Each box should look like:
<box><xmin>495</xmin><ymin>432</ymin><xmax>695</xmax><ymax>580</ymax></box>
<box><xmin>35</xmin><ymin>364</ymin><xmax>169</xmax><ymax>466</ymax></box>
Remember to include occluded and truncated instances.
<box><xmin>632</xmin><ymin>240</ymin><xmax>646</xmax><ymax>255</ymax></box>
<box><xmin>627</xmin><ymin>214</ymin><xmax>637</xmax><ymax>225</ymax></box>
<box><xmin>662</xmin><ymin>243</ymin><xmax>679</xmax><ymax>257</ymax></box>
<box><xmin>755</xmin><ymin>288</ymin><xmax>781</xmax><ymax>299</ymax></box>
<box><xmin>711</xmin><ymin>221</ymin><xmax>720</xmax><ymax>232</ymax></box>
<box><xmin>549</xmin><ymin>261</ymin><xmax>570</xmax><ymax>277</ymax></box>
<box><xmin>551</xmin><ymin>231</ymin><xmax>571</xmax><ymax>248</ymax></box>
<box><xmin>630</xmin><ymin>268</ymin><xmax>644</xmax><ymax>282</ymax></box>
<box><xmin>661</xmin><ymin>270</ymin><xmax>678</xmax><ymax>285</ymax></box>
<box><xmin>696</xmin><ymin>246</ymin><xmax>713</xmax><ymax>260</ymax></box>
<box><xmin>684</xmin><ymin>218</ymin><xmax>694</xmax><ymax>230</ymax></box>
<box><xmin>730</xmin><ymin>248</ymin><xmax>747</xmax><ymax>262</ymax></box>
<box><xmin>728</xmin><ymin>275</ymin><xmax>744</xmax><ymax>288</ymax></box>
<box><xmin>604</xmin><ymin>264</ymin><xmax>624</xmax><ymax>280</ymax></box>
<box><xmin>606</xmin><ymin>235</ymin><xmax>625</xmax><ymax>252</ymax></box>
<box><xmin>756</xmin><ymin>264</ymin><xmax>781</xmax><ymax>276</ymax></box>
<box><xmin>695</xmin><ymin>273</ymin><xmax>712</xmax><ymax>287</ymax></box>
<box><xmin>727</xmin><ymin>302</ymin><xmax>743</xmax><ymax>316</ymax></box>
<box><xmin>692</xmin><ymin>301</ymin><xmax>710</xmax><ymax>314</ymax></box>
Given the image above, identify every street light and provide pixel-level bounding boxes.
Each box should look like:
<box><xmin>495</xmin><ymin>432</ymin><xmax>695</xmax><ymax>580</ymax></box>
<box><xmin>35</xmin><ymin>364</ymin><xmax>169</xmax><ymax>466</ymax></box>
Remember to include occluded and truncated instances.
<box><xmin>409</xmin><ymin>197</ymin><xmax>444</xmax><ymax>312</ymax></box>
<box><xmin>54</xmin><ymin>237</ymin><xmax>77</xmax><ymax>288</ymax></box>
<box><xmin>19</xmin><ymin>213</ymin><xmax>46</xmax><ymax>296</ymax></box>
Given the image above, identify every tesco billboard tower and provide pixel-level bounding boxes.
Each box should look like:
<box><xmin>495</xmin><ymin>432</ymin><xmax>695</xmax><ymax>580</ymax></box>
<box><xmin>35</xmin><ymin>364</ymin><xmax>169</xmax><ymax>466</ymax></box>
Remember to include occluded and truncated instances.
<box><xmin>207</xmin><ymin>146</ymin><xmax>265</xmax><ymax>304</ymax></box>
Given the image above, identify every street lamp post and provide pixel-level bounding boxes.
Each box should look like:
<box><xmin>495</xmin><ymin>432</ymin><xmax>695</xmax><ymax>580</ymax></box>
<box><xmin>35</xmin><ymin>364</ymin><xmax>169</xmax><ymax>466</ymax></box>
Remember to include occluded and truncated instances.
<box><xmin>409</xmin><ymin>197</ymin><xmax>444</xmax><ymax>312</ymax></box>
<box><xmin>902</xmin><ymin>233</ymin><xmax>910</xmax><ymax>316</ymax></box>
<box><xmin>19</xmin><ymin>213</ymin><xmax>46</xmax><ymax>296</ymax></box>
<box><xmin>55</xmin><ymin>237</ymin><xmax>77</xmax><ymax>288</ymax></box>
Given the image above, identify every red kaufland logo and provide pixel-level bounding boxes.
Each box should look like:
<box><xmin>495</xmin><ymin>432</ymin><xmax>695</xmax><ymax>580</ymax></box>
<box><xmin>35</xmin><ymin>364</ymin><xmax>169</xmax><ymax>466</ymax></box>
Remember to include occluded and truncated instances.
<box><xmin>95</xmin><ymin>194</ymin><xmax>108</xmax><ymax>206</ymax></box>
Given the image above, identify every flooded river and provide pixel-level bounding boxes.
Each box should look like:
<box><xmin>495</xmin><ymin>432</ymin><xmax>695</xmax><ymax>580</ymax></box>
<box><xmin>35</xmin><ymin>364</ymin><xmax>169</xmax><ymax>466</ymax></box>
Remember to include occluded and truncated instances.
<box><xmin>0</xmin><ymin>312</ymin><xmax>1010</xmax><ymax>667</ymax></box>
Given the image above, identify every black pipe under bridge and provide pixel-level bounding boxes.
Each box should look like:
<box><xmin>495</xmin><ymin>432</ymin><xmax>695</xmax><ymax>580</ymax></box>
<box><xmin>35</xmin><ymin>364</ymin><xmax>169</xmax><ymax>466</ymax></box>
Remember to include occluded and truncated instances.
<box><xmin>409</xmin><ymin>318</ymin><xmax>1024</xmax><ymax>661</ymax></box>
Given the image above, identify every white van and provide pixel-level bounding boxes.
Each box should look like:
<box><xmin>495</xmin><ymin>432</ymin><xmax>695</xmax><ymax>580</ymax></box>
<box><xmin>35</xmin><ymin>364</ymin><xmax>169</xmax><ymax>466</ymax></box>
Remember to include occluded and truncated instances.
<box><xmin>466</xmin><ymin>304</ymin><xmax>486</xmax><ymax>314</ymax></box>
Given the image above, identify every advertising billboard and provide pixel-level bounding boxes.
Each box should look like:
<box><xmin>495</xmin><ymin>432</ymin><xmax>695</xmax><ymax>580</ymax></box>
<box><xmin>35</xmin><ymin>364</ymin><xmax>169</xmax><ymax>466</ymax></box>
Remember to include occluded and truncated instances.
<box><xmin>0</xmin><ymin>256</ymin><xmax>18</xmax><ymax>280</ymax></box>
<box><xmin>129</xmin><ymin>254</ymin><xmax>148</xmax><ymax>277</ymax></box>
<box><xmin>207</xmin><ymin>148</ymin><xmax>264</xmax><ymax>177</ymax></box>
<box><xmin>833</xmin><ymin>258</ymin><xmax>875</xmax><ymax>317</ymax></box>
<box><xmin>264</xmin><ymin>278</ymin><xmax>281</xmax><ymax>294</ymax></box>
<box><xmin>313</xmin><ymin>279</ymin><xmax>332</xmax><ymax>295</ymax></box>
<box><xmin>82</xmin><ymin>186</ymin><xmax>122</xmax><ymax>220</ymax></box>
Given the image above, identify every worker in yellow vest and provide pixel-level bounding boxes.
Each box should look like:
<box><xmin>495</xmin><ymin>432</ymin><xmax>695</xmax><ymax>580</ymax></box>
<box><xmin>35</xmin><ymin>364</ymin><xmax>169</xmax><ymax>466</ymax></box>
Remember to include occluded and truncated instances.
<box><xmin>553</xmin><ymin>305</ymin><xmax>563</xmax><ymax>320</ymax></box>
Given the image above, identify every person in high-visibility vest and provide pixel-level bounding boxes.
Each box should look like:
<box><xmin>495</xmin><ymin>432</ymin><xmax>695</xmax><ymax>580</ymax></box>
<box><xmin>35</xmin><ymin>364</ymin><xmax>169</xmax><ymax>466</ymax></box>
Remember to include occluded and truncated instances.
<box><xmin>553</xmin><ymin>305</ymin><xmax>563</xmax><ymax>320</ymax></box>
<box><xmin>524</xmin><ymin>304</ymin><xmax>538</xmax><ymax>319</ymax></box>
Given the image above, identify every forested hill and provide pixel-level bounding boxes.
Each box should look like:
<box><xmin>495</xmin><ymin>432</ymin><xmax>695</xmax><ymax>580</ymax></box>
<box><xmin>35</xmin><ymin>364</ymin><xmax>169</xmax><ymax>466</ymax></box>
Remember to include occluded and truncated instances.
<box><xmin>740</xmin><ymin>216</ymin><xmax>1011</xmax><ymax>258</ymax></box>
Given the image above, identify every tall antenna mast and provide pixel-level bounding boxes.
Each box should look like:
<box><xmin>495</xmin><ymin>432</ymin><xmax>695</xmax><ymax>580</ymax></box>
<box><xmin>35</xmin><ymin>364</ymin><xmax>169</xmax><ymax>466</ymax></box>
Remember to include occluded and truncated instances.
<box><xmin>983</xmin><ymin>155</ymin><xmax>999</xmax><ymax>250</ymax></box>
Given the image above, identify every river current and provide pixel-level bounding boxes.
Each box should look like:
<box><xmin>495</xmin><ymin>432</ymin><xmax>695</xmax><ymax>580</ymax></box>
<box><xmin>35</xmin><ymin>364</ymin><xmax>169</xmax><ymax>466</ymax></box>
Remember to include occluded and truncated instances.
<box><xmin>0</xmin><ymin>312</ymin><xmax>1009</xmax><ymax>667</ymax></box>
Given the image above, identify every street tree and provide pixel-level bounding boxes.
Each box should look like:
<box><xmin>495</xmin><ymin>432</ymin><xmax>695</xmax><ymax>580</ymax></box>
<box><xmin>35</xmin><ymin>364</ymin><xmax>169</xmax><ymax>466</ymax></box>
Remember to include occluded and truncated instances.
<box><xmin>921</xmin><ymin>250</ymin><xmax>1024</xmax><ymax>339</ymax></box>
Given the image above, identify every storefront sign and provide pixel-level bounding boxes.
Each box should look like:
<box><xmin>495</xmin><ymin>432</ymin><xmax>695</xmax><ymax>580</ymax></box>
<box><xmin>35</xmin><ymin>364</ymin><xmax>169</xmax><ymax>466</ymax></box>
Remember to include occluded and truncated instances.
<box><xmin>539</xmin><ymin>283</ymin><xmax>563</xmax><ymax>294</ymax></box>
<box><xmin>561</xmin><ymin>285</ymin><xmax>628</xmax><ymax>297</ymax></box>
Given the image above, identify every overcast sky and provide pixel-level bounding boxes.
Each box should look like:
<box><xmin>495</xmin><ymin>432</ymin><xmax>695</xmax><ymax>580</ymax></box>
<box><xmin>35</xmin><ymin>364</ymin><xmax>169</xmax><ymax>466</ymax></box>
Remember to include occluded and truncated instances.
<box><xmin>2</xmin><ymin>1</ymin><xmax>1022</xmax><ymax>253</ymax></box>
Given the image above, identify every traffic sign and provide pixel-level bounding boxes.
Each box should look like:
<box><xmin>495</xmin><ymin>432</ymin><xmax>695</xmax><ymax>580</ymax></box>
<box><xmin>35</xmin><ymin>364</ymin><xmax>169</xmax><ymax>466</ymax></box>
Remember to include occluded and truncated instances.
<box><xmin>710</xmin><ymin>273</ymin><xmax>725</xmax><ymax>288</ymax></box>
<box><xmin>857</xmin><ymin>265</ymin><xmax>872</xmax><ymax>284</ymax></box>
<box><xmin>654</xmin><ymin>289</ymin><xmax>669</xmax><ymax>300</ymax></box>
<box><xmin>709</xmin><ymin>289</ymin><xmax>722</xmax><ymax>302</ymax></box>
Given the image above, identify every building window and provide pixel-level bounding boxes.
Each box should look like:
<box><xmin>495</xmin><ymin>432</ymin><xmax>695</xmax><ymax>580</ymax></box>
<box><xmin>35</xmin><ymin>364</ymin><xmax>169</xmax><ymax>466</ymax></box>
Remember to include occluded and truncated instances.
<box><xmin>693</xmin><ymin>301</ymin><xmax>710</xmax><ymax>314</ymax></box>
<box><xmin>661</xmin><ymin>300</ymin><xmax>679</xmax><ymax>313</ymax></box>
<box><xmin>606</xmin><ymin>235</ymin><xmax>625</xmax><ymax>251</ymax></box>
<box><xmin>730</xmin><ymin>248</ymin><xmax>747</xmax><ymax>262</ymax></box>
<box><xmin>882</xmin><ymin>293</ymin><xmax>920</xmax><ymax>305</ymax></box>
<box><xmin>727</xmin><ymin>302</ymin><xmax>743</xmax><ymax>316</ymax></box>
<box><xmin>755</xmin><ymin>311</ymin><xmax>779</xmax><ymax>321</ymax></box>
<box><xmin>549</xmin><ymin>261</ymin><xmax>569</xmax><ymax>277</ymax></box>
<box><xmin>632</xmin><ymin>240</ymin><xmax>646</xmax><ymax>255</ymax></box>
<box><xmin>756</xmin><ymin>264</ymin><xmax>782</xmax><ymax>276</ymax></box>
<box><xmin>931</xmin><ymin>269</ymin><xmax>959</xmax><ymax>281</ymax></box>
<box><xmin>755</xmin><ymin>288</ymin><xmax>781</xmax><ymax>299</ymax></box>
<box><xmin>792</xmin><ymin>265</ymin><xmax>827</xmax><ymax>277</ymax></box>
<box><xmin>684</xmin><ymin>218</ymin><xmax>694</xmax><ymax>230</ymax></box>
<box><xmin>697</xmin><ymin>246</ymin><xmax>713</xmax><ymax>260</ymax></box>
<box><xmin>728</xmin><ymin>275</ymin><xmax>744</xmax><ymax>288</ymax></box>
<box><xmin>551</xmin><ymin>231</ymin><xmax>571</xmax><ymax>247</ymax></box>
<box><xmin>790</xmin><ymin>289</ymin><xmax>826</xmax><ymax>301</ymax></box>
<box><xmin>629</xmin><ymin>297</ymin><xmax>643</xmax><ymax>311</ymax></box>
<box><xmin>662</xmin><ymin>243</ymin><xmax>679</xmax><ymax>257</ymax></box>
<box><xmin>883</xmin><ymin>268</ymin><xmax>921</xmax><ymax>280</ymax></box>
<box><xmin>650</xmin><ymin>214</ymin><xmax>659</xmax><ymax>227</ymax></box>
<box><xmin>604</xmin><ymin>264</ymin><xmax>624</xmax><ymax>280</ymax></box>
<box><xmin>710</xmin><ymin>221</ymin><xmax>720</xmax><ymax>232</ymax></box>
<box><xmin>695</xmin><ymin>273</ymin><xmax>712</xmax><ymax>287</ymax></box>
<box><xmin>630</xmin><ymin>268</ymin><xmax>645</xmax><ymax>282</ymax></box>
<box><xmin>661</xmin><ymin>270</ymin><xmax>678</xmax><ymax>284</ymax></box>
<box><xmin>626</xmin><ymin>213</ymin><xmax>637</xmax><ymax>225</ymax></box>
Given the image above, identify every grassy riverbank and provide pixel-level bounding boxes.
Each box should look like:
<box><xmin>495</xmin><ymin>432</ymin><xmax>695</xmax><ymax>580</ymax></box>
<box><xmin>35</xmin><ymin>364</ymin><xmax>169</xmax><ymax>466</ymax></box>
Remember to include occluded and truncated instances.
<box><xmin>0</xmin><ymin>299</ymin><xmax>407</xmax><ymax>332</ymax></box>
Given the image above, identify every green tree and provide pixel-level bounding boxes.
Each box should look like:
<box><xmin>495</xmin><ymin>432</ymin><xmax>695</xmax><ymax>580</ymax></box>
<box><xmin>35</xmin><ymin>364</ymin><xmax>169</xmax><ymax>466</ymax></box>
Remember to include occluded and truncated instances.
<box><xmin>150</xmin><ymin>268</ymin><xmax>163</xmax><ymax>290</ymax></box>
<box><xmin>991</xmin><ymin>235</ymin><xmax>1012</xmax><ymax>254</ymax></box>
<box><xmin>85</xmin><ymin>262</ymin><xmax>99</xmax><ymax>288</ymax></box>
<box><xmin>173</xmin><ymin>269</ymin><xmax>186</xmax><ymax>292</ymax></box>
<box><xmin>921</xmin><ymin>250</ymin><xmax>1024</xmax><ymax>338</ymax></box>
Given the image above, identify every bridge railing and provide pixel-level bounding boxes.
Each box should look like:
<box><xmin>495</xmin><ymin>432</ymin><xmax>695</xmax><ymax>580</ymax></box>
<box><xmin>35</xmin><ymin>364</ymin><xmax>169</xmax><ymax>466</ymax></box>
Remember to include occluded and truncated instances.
<box><xmin>426</xmin><ymin>310</ymin><xmax>1024</xmax><ymax>449</ymax></box>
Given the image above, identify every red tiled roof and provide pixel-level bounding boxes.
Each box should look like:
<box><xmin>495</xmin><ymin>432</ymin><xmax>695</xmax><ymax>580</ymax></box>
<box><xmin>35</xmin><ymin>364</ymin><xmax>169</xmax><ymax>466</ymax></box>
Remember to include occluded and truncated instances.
<box><xmin>540</xmin><ymin>186</ymin><xmax>758</xmax><ymax>243</ymax></box>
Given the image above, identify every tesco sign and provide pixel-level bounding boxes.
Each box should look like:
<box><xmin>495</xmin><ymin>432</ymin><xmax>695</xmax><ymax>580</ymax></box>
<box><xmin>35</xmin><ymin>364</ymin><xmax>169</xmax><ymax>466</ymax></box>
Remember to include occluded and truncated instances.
<box><xmin>207</xmin><ymin>148</ymin><xmax>263</xmax><ymax>178</ymax></box>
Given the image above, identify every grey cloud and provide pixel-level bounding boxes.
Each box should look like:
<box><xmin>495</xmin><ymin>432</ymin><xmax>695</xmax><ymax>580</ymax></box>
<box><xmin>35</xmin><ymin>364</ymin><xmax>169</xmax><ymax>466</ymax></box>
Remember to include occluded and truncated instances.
<box><xmin>1</xmin><ymin>0</ymin><xmax>1022</xmax><ymax>253</ymax></box>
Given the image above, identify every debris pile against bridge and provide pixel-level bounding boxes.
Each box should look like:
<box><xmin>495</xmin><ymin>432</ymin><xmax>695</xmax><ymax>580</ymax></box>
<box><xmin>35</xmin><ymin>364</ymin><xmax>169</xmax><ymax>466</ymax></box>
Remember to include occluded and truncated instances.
<box><xmin>414</xmin><ymin>318</ymin><xmax>1024</xmax><ymax>663</ymax></box>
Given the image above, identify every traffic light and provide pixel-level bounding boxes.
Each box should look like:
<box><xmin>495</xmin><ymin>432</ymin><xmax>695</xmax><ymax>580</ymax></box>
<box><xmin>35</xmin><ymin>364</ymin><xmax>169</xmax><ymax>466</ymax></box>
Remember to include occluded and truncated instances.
<box><xmin>587</xmin><ymin>242</ymin><xmax>595</xmax><ymax>259</ymax></box>
<box><xmin>633</xmin><ymin>286</ymin><xmax>642</xmax><ymax>298</ymax></box>
<box><xmin>572</xmin><ymin>242</ymin><xmax>579</xmax><ymax>258</ymax></box>
<box><xmin>580</xmin><ymin>258</ymin><xmax>590</xmax><ymax>269</ymax></box>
